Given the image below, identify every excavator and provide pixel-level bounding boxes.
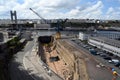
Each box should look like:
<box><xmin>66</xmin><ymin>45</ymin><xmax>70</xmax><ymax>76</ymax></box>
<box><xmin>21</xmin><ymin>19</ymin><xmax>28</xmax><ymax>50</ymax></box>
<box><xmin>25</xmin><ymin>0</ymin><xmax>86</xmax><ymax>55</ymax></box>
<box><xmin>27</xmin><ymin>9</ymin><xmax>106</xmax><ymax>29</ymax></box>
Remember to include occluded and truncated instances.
<box><xmin>29</xmin><ymin>8</ymin><xmax>68</xmax><ymax>39</ymax></box>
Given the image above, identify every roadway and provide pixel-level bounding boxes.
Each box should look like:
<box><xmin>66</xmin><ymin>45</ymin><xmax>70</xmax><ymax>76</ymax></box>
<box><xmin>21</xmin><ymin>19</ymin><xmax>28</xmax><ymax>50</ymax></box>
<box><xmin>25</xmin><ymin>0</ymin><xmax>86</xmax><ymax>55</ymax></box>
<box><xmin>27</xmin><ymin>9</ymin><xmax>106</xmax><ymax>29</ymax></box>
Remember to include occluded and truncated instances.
<box><xmin>9</xmin><ymin>32</ymin><xmax>63</xmax><ymax>80</ymax></box>
<box><xmin>23</xmin><ymin>44</ymin><xmax>63</xmax><ymax>80</ymax></box>
<box><xmin>67</xmin><ymin>40</ymin><xmax>115</xmax><ymax>80</ymax></box>
<box><xmin>9</xmin><ymin>41</ymin><xmax>35</xmax><ymax>80</ymax></box>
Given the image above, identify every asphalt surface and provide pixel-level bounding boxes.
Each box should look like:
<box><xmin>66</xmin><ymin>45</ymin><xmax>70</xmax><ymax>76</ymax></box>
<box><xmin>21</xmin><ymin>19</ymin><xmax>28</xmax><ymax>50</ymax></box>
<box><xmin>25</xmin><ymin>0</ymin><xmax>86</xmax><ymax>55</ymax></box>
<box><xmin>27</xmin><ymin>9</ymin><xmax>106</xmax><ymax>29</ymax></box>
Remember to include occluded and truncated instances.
<box><xmin>9</xmin><ymin>41</ymin><xmax>35</xmax><ymax>80</ymax></box>
<box><xmin>74</xmin><ymin>39</ymin><xmax>120</xmax><ymax>74</ymax></box>
<box><xmin>86</xmin><ymin>57</ymin><xmax>113</xmax><ymax>80</ymax></box>
<box><xmin>68</xmin><ymin>40</ymin><xmax>114</xmax><ymax>80</ymax></box>
<box><xmin>23</xmin><ymin>46</ymin><xmax>63</xmax><ymax>80</ymax></box>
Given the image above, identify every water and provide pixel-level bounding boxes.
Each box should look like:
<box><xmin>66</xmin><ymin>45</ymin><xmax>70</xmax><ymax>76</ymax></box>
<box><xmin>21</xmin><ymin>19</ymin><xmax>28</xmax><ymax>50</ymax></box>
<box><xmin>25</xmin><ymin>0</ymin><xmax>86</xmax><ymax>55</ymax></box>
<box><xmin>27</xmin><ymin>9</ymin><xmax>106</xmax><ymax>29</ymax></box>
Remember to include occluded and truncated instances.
<box><xmin>37</xmin><ymin>30</ymin><xmax>79</xmax><ymax>36</ymax></box>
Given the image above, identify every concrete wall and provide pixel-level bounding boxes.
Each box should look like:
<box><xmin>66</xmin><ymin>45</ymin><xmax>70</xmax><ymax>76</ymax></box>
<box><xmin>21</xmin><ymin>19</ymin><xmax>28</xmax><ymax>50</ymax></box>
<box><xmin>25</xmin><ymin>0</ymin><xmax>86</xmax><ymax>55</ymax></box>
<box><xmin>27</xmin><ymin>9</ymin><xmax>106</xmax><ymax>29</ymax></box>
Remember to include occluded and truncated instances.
<box><xmin>56</xmin><ymin>40</ymin><xmax>76</xmax><ymax>80</ymax></box>
<box><xmin>56</xmin><ymin>40</ymin><xmax>89</xmax><ymax>80</ymax></box>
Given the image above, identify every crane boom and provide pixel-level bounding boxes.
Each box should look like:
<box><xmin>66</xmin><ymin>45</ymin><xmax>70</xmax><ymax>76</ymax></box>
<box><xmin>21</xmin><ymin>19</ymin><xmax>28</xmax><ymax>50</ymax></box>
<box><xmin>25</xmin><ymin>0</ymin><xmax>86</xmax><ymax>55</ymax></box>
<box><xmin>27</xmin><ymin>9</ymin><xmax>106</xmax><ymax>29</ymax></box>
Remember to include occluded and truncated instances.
<box><xmin>29</xmin><ymin>8</ymin><xmax>46</xmax><ymax>23</ymax></box>
<box><xmin>29</xmin><ymin>8</ymin><xmax>68</xmax><ymax>39</ymax></box>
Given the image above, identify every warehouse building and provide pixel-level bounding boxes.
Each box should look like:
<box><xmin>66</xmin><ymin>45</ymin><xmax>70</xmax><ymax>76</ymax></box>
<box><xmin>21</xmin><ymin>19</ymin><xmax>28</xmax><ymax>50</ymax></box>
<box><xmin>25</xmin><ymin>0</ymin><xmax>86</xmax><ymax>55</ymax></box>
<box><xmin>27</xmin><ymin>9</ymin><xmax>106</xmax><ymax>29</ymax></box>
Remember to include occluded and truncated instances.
<box><xmin>96</xmin><ymin>31</ymin><xmax>120</xmax><ymax>39</ymax></box>
<box><xmin>88</xmin><ymin>37</ymin><xmax>120</xmax><ymax>57</ymax></box>
<box><xmin>78</xmin><ymin>31</ymin><xmax>120</xmax><ymax>41</ymax></box>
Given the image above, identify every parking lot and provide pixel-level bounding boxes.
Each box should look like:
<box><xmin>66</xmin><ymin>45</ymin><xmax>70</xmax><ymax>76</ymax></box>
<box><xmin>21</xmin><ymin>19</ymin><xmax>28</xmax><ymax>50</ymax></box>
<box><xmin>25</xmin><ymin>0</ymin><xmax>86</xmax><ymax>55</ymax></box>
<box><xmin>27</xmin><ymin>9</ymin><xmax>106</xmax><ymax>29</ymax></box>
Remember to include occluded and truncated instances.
<box><xmin>71</xmin><ymin>39</ymin><xmax>120</xmax><ymax>75</ymax></box>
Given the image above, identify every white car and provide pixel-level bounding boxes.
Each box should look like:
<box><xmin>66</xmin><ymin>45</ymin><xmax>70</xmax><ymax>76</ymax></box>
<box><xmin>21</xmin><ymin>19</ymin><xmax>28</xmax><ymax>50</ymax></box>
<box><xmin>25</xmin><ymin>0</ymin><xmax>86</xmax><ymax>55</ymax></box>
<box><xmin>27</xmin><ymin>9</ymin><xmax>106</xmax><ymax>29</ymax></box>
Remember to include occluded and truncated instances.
<box><xmin>108</xmin><ymin>59</ymin><xmax>119</xmax><ymax>64</ymax></box>
<box><xmin>96</xmin><ymin>52</ymin><xmax>103</xmax><ymax>55</ymax></box>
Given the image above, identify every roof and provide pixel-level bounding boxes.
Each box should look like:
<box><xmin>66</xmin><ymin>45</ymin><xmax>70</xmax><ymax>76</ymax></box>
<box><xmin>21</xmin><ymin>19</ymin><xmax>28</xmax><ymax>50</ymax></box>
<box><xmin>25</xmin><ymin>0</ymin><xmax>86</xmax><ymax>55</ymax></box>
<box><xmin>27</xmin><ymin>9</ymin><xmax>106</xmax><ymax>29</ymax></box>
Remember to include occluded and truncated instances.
<box><xmin>90</xmin><ymin>37</ymin><xmax>120</xmax><ymax>48</ymax></box>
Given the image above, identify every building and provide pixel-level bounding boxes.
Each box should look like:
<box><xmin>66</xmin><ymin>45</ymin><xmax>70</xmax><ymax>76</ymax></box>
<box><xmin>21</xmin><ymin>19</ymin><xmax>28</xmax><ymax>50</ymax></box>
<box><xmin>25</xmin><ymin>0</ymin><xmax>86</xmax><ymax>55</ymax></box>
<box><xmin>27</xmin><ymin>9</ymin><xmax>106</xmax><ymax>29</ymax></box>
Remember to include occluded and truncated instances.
<box><xmin>0</xmin><ymin>31</ymin><xmax>8</xmax><ymax>43</ymax></box>
<box><xmin>34</xmin><ymin>24</ymin><xmax>51</xmax><ymax>29</ymax></box>
<box><xmin>67</xmin><ymin>19</ymin><xmax>97</xmax><ymax>23</ymax></box>
<box><xmin>78</xmin><ymin>30</ymin><xmax>120</xmax><ymax>41</ymax></box>
<box><xmin>96</xmin><ymin>31</ymin><xmax>120</xmax><ymax>39</ymax></box>
<box><xmin>78</xmin><ymin>32</ymin><xmax>89</xmax><ymax>40</ymax></box>
<box><xmin>88</xmin><ymin>37</ymin><xmax>120</xmax><ymax>57</ymax></box>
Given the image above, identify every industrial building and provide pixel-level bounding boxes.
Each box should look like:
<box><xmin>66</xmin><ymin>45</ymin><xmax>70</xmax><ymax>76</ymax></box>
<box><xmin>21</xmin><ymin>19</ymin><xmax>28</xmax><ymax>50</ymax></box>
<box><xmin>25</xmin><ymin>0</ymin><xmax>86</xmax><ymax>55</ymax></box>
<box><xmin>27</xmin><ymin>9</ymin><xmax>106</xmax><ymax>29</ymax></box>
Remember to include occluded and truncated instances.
<box><xmin>96</xmin><ymin>31</ymin><xmax>120</xmax><ymax>39</ymax></box>
<box><xmin>78</xmin><ymin>32</ymin><xmax>89</xmax><ymax>40</ymax></box>
<box><xmin>88</xmin><ymin>37</ymin><xmax>120</xmax><ymax>57</ymax></box>
<box><xmin>78</xmin><ymin>31</ymin><xmax>120</xmax><ymax>41</ymax></box>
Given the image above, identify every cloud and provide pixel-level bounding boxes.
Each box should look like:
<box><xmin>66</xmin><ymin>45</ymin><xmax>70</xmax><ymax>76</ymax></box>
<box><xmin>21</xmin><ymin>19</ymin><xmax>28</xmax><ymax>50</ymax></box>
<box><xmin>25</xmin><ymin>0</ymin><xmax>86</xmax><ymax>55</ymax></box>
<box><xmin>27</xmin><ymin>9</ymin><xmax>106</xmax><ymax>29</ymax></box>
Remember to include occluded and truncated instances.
<box><xmin>31</xmin><ymin>0</ymin><xmax>104</xmax><ymax>19</ymax></box>
<box><xmin>0</xmin><ymin>0</ymin><xmax>80</xmax><ymax>19</ymax></box>
<box><xmin>38</xmin><ymin>0</ymin><xmax>80</xmax><ymax>9</ymax></box>
<box><xmin>106</xmin><ymin>7</ymin><xmax>114</xmax><ymax>14</ymax></box>
<box><xmin>63</xmin><ymin>1</ymin><xmax>103</xmax><ymax>19</ymax></box>
<box><xmin>0</xmin><ymin>0</ymin><xmax>119</xmax><ymax>20</ymax></box>
<box><xmin>105</xmin><ymin>7</ymin><xmax>120</xmax><ymax>19</ymax></box>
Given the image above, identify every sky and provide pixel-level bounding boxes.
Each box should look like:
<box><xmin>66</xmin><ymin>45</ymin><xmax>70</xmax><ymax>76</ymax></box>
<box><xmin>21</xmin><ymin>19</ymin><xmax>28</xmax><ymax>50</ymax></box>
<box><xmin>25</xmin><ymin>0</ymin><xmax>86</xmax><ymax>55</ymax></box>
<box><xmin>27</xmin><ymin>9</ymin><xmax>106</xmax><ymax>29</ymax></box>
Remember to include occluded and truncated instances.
<box><xmin>0</xmin><ymin>0</ymin><xmax>120</xmax><ymax>20</ymax></box>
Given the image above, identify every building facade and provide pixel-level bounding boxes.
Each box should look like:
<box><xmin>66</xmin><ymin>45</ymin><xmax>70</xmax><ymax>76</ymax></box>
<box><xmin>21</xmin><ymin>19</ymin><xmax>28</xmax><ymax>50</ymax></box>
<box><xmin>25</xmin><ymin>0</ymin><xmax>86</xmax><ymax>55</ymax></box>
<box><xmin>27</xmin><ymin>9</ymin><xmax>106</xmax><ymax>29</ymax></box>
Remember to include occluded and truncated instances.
<box><xmin>78</xmin><ymin>32</ymin><xmax>88</xmax><ymax>40</ymax></box>
<box><xmin>88</xmin><ymin>37</ymin><xmax>120</xmax><ymax>57</ymax></box>
<box><xmin>78</xmin><ymin>31</ymin><xmax>120</xmax><ymax>41</ymax></box>
<box><xmin>96</xmin><ymin>31</ymin><xmax>120</xmax><ymax>39</ymax></box>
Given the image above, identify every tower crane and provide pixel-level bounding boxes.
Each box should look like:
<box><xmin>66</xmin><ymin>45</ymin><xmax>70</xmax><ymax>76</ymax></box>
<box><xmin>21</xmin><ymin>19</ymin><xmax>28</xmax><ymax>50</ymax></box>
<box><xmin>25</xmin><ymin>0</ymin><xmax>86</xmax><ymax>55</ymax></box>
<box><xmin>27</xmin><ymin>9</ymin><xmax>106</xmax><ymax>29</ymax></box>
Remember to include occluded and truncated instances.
<box><xmin>29</xmin><ymin>8</ymin><xmax>68</xmax><ymax>39</ymax></box>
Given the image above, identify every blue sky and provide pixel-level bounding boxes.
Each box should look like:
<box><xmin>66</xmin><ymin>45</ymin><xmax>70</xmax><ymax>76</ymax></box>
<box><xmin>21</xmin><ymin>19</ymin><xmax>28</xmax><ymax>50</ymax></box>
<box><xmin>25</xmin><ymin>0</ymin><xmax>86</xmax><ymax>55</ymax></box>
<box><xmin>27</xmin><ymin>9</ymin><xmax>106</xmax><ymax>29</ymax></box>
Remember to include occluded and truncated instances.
<box><xmin>0</xmin><ymin>0</ymin><xmax>120</xmax><ymax>19</ymax></box>
<box><xmin>17</xmin><ymin>0</ymin><xmax>24</xmax><ymax>4</ymax></box>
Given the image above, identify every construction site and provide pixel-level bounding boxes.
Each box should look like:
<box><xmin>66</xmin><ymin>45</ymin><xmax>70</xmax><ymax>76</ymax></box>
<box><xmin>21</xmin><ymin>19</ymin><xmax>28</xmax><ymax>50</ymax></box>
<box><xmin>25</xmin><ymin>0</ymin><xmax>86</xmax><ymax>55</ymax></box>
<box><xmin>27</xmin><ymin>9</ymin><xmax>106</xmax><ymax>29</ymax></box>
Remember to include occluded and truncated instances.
<box><xmin>1</xmin><ymin>5</ymin><xmax>120</xmax><ymax>80</ymax></box>
<box><xmin>37</xmin><ymin>32</ymin><xmax>120</xmax><ymax>80</ymax></box>
<box><xmin>37</xmin><ymin>35</ymin><xmax>89</xmax><ymax>80</ymax></box>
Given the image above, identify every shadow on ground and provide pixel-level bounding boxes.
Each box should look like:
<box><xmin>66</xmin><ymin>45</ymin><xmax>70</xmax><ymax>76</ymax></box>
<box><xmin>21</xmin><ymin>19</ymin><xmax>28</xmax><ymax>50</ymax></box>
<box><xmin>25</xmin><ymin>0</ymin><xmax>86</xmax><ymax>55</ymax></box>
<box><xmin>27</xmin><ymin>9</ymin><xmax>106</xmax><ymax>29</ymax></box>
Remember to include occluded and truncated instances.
<box><xmin>9</xmin><ymin>56</ymin><xmax>49</xmax><ymax>80</ymax></box>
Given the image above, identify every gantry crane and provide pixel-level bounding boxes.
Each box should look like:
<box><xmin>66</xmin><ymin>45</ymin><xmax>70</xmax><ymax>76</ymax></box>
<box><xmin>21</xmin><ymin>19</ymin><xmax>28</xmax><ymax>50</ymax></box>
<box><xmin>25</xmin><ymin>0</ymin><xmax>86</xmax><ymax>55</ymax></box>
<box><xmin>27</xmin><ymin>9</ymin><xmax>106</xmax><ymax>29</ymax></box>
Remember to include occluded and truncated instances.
<box><xmin>55</xmin><ymin>19</ymin><xmax>68</xmax><ymax>39</ymax></box>
<box><xmin>29</xmin><ymin>8</ymin><xmax>68</xmax><ymax>39</ymax></box>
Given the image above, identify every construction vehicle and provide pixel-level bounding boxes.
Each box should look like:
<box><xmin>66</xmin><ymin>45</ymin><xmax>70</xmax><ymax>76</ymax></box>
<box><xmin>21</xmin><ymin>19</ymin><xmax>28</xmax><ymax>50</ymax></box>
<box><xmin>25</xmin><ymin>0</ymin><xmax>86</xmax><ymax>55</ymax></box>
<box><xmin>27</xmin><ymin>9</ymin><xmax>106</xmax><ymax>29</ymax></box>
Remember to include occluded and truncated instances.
<box><xmin>29</xmin><ymin>8</ymin><xmax>68</xmax><ymax>39</ymax></box>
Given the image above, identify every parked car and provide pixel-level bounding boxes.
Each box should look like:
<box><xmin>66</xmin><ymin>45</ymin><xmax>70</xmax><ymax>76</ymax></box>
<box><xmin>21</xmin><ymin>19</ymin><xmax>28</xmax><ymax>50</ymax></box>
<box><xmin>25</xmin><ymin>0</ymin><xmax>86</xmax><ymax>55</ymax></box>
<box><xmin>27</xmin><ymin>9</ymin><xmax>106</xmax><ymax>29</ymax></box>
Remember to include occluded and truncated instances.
<box><xmin>100</xmin><ymin>54</ymin><xmax>107</xmax><ymax>58</ymax></box>
<box><xmin>89</xmin><ymin>48</ymin><xmax>94</xmax><ymax>51</ymax></box>
<box><xmin>89</xmin><ymin>49</ymin><xmax>97</xmax><ymax>55</ymax></box>
<box><xmin>83</xmin><ymin>45</ymin><xmax>88</xmax><ymax>48</ymax></box>
<box><xmin>108</xmin><ymin>59</ymin><xmax>120</xmax><ymax>64</ymax></box>
<box><xmin>71</xmin><ymin>39</ymin><xmax>75</xmax><ymax>41</ymax></box>
<box><xmin>107</xmin><ymin>52</ymin><xmax>114</xmax><ymax>56</ymax></box>
<box><xmin>96</xmin><ymin>52</ymin><xmax>103</xmax><ymax>55</ymax></box>
<box><xmin>85</xmin><ymin>46</ymin><xmax>91</xmax><ymax>49</ymax></box>
<box><xmin>103</xmin><ymin>56</ymin><xmax>112</xmax><ymax>60</ymax></box>
<box><xmin>114</xmin><ymin>62</ymin><xmax>120</xmax><ymax>67</ymax></box>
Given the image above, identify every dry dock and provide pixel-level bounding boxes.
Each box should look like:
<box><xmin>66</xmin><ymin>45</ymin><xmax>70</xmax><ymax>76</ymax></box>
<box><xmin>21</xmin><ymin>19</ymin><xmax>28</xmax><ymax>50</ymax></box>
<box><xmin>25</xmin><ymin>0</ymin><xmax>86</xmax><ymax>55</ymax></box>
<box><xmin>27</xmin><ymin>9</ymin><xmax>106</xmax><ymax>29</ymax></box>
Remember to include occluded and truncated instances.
<box><xmin>38</xmin><ymin>39</ymin><xmax>89</xmax><ymax>80</ymax></box>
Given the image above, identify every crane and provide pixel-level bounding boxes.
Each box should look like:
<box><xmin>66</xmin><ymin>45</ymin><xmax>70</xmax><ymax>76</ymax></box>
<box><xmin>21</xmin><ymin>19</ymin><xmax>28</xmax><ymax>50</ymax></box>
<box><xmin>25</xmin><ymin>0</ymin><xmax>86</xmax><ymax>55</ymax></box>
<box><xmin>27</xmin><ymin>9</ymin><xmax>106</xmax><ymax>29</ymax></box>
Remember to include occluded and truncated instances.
<box><xmin>29</xmin><ymin>8</ymin><xmax>68</xmax><ymax>39</ymax></box>
<box><xmin>29</xmin><ymin>8</ymin><xmax>46</xmax><ymax>23</ymax></box>
<box><xmin>55</xmin><ymin>19</ymin><xmax>68</xmax><ymax>39</ymax></box>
